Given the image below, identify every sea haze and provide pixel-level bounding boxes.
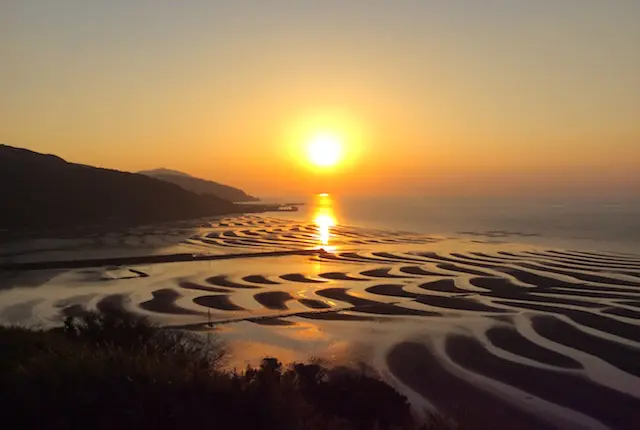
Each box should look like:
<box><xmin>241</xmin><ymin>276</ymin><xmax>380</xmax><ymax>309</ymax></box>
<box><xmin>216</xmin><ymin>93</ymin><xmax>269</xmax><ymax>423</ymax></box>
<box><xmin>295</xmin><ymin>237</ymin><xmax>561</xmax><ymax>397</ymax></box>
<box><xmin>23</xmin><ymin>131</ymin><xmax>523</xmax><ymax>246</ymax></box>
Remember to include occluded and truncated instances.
<box><xmin>271</xmin><ymin>195</ymin><xmax>640</xmax><ymax>254</ymax></box>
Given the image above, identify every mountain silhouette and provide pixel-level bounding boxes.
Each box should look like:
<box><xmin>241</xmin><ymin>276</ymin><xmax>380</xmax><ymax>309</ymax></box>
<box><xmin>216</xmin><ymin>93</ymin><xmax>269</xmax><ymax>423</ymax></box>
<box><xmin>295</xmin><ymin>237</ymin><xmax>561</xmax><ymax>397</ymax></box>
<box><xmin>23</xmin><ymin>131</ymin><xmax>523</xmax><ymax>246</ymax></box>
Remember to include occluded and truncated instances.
<box><xmin>0</xmin><ymin>145</ymin><xmax>238</xmax><ymax>230</ymax></box>
<box><xmin>139</xmin><ymin>168</ymin><xmax>258</xmax><ymax>202</ymax></box>
<box><xmin>138</xmin><ymin>168</ymin><xmax>193</xmax><ymax>178</ymax></box>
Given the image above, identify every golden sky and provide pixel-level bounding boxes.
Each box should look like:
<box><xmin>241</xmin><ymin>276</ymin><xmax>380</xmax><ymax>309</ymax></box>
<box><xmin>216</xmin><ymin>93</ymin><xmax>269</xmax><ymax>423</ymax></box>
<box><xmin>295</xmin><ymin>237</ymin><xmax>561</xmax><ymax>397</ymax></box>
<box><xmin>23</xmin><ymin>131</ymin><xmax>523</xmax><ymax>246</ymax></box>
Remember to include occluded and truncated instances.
<box><xmin>2</xmin><ymin>1</ymin><xmax>639</xmax><ymax>198</ymax></box>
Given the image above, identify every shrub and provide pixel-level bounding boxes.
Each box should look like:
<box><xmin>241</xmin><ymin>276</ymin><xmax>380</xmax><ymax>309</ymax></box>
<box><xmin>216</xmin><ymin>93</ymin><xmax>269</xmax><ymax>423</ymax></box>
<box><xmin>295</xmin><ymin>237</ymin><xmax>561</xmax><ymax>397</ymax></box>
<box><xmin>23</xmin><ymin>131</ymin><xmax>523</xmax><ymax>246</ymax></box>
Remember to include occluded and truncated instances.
<box><xmin>0</xmin><ymin>311</ymin><xmax>457</xmax><ymax>430</ymax></box>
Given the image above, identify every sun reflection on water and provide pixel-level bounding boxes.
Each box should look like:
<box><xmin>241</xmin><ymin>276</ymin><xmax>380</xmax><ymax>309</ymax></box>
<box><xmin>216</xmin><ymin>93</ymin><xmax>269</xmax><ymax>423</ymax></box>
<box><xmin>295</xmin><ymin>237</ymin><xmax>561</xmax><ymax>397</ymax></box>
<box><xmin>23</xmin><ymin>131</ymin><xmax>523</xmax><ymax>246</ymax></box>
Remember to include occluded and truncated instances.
<box><xmin>312</xmin><ymin>193</ymin><xmax>337</xmax><ymax>249</ymax></box>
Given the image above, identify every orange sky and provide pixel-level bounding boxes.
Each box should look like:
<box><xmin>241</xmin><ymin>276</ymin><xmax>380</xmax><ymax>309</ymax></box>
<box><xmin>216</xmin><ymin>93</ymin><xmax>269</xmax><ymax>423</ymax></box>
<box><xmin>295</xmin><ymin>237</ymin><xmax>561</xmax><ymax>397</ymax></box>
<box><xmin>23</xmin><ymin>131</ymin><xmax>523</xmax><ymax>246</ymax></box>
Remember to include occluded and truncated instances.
<box><xmin>2</xmin><ymin>1</ymin><xmax>639</xmax><ymax>198</ymax></box>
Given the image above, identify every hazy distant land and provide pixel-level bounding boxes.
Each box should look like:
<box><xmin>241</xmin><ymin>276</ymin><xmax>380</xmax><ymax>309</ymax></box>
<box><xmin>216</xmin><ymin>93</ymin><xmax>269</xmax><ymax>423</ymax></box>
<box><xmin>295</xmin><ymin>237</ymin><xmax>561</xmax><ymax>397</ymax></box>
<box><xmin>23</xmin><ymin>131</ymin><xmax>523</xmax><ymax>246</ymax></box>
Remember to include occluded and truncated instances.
<box><xmin>0</xmin><ymin>144</ymin><xmax>278</xmax><ymax>235</ymax></box>
<box><xmin>139</xmin><ymin>167</ymin><xmax>259</xmax><ymax>203</ymax></box>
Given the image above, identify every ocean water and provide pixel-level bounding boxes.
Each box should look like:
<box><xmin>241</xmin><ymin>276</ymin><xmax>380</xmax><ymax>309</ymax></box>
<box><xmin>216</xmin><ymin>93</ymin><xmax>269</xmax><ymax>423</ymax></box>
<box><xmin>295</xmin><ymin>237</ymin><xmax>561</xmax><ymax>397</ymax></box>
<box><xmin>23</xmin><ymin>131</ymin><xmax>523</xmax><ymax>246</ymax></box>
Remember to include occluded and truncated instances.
<box><xmin>272</xmin><ymin>195</ymin><xmax>640</xmax><ymax>254</ymax></box>
<box><xmin>3</xmin><ymin>195</ymin><xmax>640</xmax><ymax>428</ymax></box>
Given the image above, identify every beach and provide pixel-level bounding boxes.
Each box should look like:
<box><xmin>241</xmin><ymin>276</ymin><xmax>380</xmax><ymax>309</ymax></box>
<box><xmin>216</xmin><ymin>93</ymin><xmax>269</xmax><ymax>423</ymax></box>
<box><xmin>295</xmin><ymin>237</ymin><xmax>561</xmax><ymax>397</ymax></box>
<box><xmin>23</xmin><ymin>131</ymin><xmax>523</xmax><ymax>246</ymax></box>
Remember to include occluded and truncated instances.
<box><xmin>1</xmin><ymin>197</ymin><xmax>640</xmax><ymax>429</ymax></box>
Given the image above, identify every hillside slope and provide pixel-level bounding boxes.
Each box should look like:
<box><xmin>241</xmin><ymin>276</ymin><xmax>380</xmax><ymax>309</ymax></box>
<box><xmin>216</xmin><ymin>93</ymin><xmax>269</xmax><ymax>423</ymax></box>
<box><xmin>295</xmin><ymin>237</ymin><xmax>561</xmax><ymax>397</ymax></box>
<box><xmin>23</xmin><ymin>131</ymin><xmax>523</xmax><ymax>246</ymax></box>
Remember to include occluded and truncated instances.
<box><xmin>139</xmin><ymin>169</ymin><xmax>258</xmax><ymax>202</ymax></box>
<box><xmin>0</xmin><ymin>145</ymin><xmax>238</xmax><ymax>230</ymax></box>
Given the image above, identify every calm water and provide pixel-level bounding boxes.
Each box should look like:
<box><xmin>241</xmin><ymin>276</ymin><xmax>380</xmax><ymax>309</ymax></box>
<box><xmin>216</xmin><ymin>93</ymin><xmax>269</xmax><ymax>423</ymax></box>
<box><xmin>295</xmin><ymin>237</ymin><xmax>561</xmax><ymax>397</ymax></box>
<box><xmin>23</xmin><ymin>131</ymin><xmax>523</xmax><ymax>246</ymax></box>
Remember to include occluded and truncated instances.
<box><xmin>271</xmin><ymin>195</ymin><xmax>640</xmax><ymax>254</ymax></box>
<box><xmin>3</xmin><ymin>195</ymin><xmax>640</xmax><ymax>429</ymax></box>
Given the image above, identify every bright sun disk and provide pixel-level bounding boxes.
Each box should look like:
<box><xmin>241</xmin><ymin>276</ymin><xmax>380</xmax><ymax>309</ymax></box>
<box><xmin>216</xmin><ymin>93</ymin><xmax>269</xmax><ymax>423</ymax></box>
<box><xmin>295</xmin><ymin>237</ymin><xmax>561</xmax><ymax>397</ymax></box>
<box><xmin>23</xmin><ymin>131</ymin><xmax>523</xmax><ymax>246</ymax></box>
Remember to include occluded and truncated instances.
<box><xmin>307</xmin><ymin>133</ymin><xmax>342</xmax><ymax>167</ymax></box>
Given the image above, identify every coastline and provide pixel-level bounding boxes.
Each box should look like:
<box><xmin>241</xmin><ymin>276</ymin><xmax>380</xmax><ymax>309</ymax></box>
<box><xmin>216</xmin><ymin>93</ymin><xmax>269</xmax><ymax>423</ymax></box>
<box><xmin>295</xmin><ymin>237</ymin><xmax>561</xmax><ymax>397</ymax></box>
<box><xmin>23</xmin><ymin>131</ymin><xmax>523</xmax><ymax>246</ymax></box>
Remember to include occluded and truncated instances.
<box><xmin>0</xmin><ymin>203</ymin><xmax>300</xmax><ymax>244</ymax></box>
<box><xmin>1</xmin><ymin>213</ymin><xmax>640</xmax><ymax>429</ymax></box>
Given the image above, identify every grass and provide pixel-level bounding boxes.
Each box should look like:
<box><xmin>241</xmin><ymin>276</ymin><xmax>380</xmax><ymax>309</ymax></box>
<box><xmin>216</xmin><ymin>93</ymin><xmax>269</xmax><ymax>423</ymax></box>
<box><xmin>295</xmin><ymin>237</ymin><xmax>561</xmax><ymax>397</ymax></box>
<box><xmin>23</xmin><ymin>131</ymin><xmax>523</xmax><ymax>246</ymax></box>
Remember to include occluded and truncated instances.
<box><xmin>0</xmin><ymin>309</ymin><xmax>459</xmax><ymax>430</ymax></box>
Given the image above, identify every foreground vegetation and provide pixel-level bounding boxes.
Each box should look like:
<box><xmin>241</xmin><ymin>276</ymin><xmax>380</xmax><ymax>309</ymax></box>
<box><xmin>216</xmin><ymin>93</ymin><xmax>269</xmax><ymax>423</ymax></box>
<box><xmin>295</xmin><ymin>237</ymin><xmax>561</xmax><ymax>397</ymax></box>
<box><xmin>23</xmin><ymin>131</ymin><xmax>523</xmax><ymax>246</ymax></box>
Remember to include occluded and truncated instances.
<box><xmin>0</xmin><ymin>310</ymin><xmax>456</xmax><ymax>430</ymax></box>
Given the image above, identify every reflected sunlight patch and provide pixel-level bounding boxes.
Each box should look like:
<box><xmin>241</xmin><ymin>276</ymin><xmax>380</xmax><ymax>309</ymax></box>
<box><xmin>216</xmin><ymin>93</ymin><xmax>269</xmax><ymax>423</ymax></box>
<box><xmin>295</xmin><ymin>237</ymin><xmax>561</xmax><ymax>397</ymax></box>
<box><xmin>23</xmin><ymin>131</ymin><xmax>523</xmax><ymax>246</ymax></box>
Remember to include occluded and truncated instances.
<box><xmin>312</xmin><ymin>193</ymin><xmax>337</xmax><ymax>248</ymax></box>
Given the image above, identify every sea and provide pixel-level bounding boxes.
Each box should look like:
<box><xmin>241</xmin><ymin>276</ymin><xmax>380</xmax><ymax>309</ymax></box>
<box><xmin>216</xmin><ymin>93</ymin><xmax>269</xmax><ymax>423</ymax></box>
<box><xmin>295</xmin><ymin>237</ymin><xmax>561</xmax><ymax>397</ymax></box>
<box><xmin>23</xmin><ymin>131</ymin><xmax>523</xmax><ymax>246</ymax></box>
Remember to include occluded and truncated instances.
<box><xmin>2</xmin><ymin>193</ymin><xmax>640</xmax><ymax>429</ymax></box>
<box><xmin>270</xmin><ymin>194</ymin><xmax>640</xmax><ymax>254</ymax></box>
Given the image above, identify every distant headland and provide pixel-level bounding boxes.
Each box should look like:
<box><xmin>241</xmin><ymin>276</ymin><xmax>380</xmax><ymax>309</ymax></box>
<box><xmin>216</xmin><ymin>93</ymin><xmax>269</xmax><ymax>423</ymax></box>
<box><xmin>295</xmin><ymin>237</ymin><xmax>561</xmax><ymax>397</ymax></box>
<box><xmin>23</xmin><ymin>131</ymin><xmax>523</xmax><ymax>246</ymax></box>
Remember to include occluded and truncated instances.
<box><xmin>0</xmin><ymin>144</ymin><xmax>292</xmax><ymax>235</ymax></box>
<box><xmin>138</xmin><ymin>168</ymin><xmax>259</xmax><ymax>203</ymax></box>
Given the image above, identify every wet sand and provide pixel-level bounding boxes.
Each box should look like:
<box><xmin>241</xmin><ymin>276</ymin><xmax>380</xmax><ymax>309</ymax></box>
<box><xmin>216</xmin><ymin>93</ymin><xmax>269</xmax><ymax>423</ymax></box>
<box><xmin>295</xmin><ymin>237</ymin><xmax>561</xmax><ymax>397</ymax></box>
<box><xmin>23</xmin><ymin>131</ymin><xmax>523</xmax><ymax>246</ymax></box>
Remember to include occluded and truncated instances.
<box><xmin>387</xmin><ymin>342</ymin><xmax>558</xmax><ymax>430</ymax></box>
<box><xmin>140</xmin><ymin>289</ymin><xmax>203</xmax><ymax>315</ymax></box>
<box><xmin>444</xmin><ymin>334</ymin><xmax>640</xmax><ymax>430</ymax></box>
<box><xmin>2</xmin><ymin>214</ymin><xmax>640</xmax><ymax>428</ymax></box>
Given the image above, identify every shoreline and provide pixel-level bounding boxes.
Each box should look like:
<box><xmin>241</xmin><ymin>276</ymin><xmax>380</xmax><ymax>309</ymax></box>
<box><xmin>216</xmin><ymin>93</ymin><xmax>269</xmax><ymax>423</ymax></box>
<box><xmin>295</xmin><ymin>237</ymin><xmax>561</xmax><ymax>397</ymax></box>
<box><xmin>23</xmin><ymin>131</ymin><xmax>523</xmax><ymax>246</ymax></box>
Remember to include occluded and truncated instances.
<box><xmin>0</xmin><ymin>203</ymin><xmax>299</xmax><ymax>244</ymax></box>
<box><xmin>2</xmin><ymin>214</ymin><xmax>640</xmax><ymax>428</ymax></box>
<box><xmin>0</xmin><ymin>248</ymin><xmax>326</xmax><ymax>271</ymax></box>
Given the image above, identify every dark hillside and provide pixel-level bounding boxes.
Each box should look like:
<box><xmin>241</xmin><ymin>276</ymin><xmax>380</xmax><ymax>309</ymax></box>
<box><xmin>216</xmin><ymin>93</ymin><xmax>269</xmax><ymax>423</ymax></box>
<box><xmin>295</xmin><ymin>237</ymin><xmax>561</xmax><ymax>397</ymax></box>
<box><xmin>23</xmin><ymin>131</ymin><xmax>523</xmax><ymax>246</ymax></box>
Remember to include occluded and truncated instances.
<box><xmin>0</xmin><ymin>145</ymin><xmax>237</xmax><ymax>230</ymax></box>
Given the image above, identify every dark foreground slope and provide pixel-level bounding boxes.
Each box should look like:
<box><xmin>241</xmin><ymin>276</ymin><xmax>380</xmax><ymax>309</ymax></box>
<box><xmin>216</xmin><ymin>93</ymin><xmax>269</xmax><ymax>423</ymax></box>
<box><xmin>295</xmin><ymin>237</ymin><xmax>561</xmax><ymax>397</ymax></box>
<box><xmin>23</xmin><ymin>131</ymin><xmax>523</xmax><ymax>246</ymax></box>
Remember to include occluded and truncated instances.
<box><xmin>0</xmin><ymin>311</ymin><xmax>448</xmax><ymax>430</ymax></box>
<box><xmin>0</xmin><ymin>145</ymin><xmax>237</xmax><ymax>230</ymax></box>
<box><xmin>139</xmin><ymin>168</ymin><xmax>258</xmax><ymax>202</ymax></box>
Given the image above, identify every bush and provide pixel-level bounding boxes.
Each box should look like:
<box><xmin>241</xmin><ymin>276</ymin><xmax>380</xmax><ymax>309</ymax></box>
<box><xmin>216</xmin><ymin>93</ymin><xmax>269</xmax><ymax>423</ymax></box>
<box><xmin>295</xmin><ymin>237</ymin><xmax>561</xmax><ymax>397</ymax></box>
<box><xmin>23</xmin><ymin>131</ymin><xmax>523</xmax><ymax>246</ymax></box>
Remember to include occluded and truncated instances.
<box><xmin>0</xmin><ymin>311</ymin><xmax>456</xmax><ymax>430</ymax></box>
<box><xmin>60</xmin><ymin>308</ymin><xmax>226</xmax><ymax>370</ymax></box>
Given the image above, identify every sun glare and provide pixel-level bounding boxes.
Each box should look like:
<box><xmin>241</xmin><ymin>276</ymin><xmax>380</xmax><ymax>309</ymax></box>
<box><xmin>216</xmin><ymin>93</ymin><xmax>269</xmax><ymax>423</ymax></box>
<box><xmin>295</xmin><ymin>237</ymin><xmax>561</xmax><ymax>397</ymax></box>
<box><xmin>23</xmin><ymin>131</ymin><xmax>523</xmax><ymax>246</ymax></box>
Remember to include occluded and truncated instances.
<box><xmin>307</xmin><ymin>133</ymin><xmax>343</xmax><ymax>167</ymax></box>
<box><xmin>312</xmin><ymin>193</ymin><xmax>337</xmax><ymax>248</ymax></box>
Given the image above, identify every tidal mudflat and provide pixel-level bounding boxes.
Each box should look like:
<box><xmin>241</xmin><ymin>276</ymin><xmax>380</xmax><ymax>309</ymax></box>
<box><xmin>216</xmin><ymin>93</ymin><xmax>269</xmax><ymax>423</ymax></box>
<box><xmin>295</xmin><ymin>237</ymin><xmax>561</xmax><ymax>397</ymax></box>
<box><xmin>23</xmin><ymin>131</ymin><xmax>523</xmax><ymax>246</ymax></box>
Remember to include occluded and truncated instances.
<box><xmin>2</xmin><ymin>215</ymin><xmax>640</xmax><ymax>429</ymax></box>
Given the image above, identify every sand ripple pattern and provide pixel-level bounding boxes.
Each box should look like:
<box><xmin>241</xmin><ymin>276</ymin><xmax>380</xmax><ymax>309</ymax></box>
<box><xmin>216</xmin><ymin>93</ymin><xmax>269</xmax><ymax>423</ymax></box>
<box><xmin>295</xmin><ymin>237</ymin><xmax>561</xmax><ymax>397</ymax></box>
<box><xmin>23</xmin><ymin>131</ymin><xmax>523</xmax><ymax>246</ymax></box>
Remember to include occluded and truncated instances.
<box><xmin>185</xmin><ymin>215</ymin><xmax>440</xmax><ymax>250</ymax></box>
<box><xmin>170</xmin><ymin>243</ymin><xmax>640</xmax><ymax>428</ymax></box>
<box><xmin>8</xmin><ymin>216</ymin><xmax>640</xmax><ymax>429</ymax></box>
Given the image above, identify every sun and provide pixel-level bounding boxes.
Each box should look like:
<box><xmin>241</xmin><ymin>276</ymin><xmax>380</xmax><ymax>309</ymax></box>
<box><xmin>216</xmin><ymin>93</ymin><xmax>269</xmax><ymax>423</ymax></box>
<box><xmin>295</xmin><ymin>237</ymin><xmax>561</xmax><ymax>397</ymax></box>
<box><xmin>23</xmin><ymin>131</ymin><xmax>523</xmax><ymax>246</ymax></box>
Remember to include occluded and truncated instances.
<box><xmin>307</xmin><ymin>133</ymin><xmax>343</xmax><ymax>167</ymax></box>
